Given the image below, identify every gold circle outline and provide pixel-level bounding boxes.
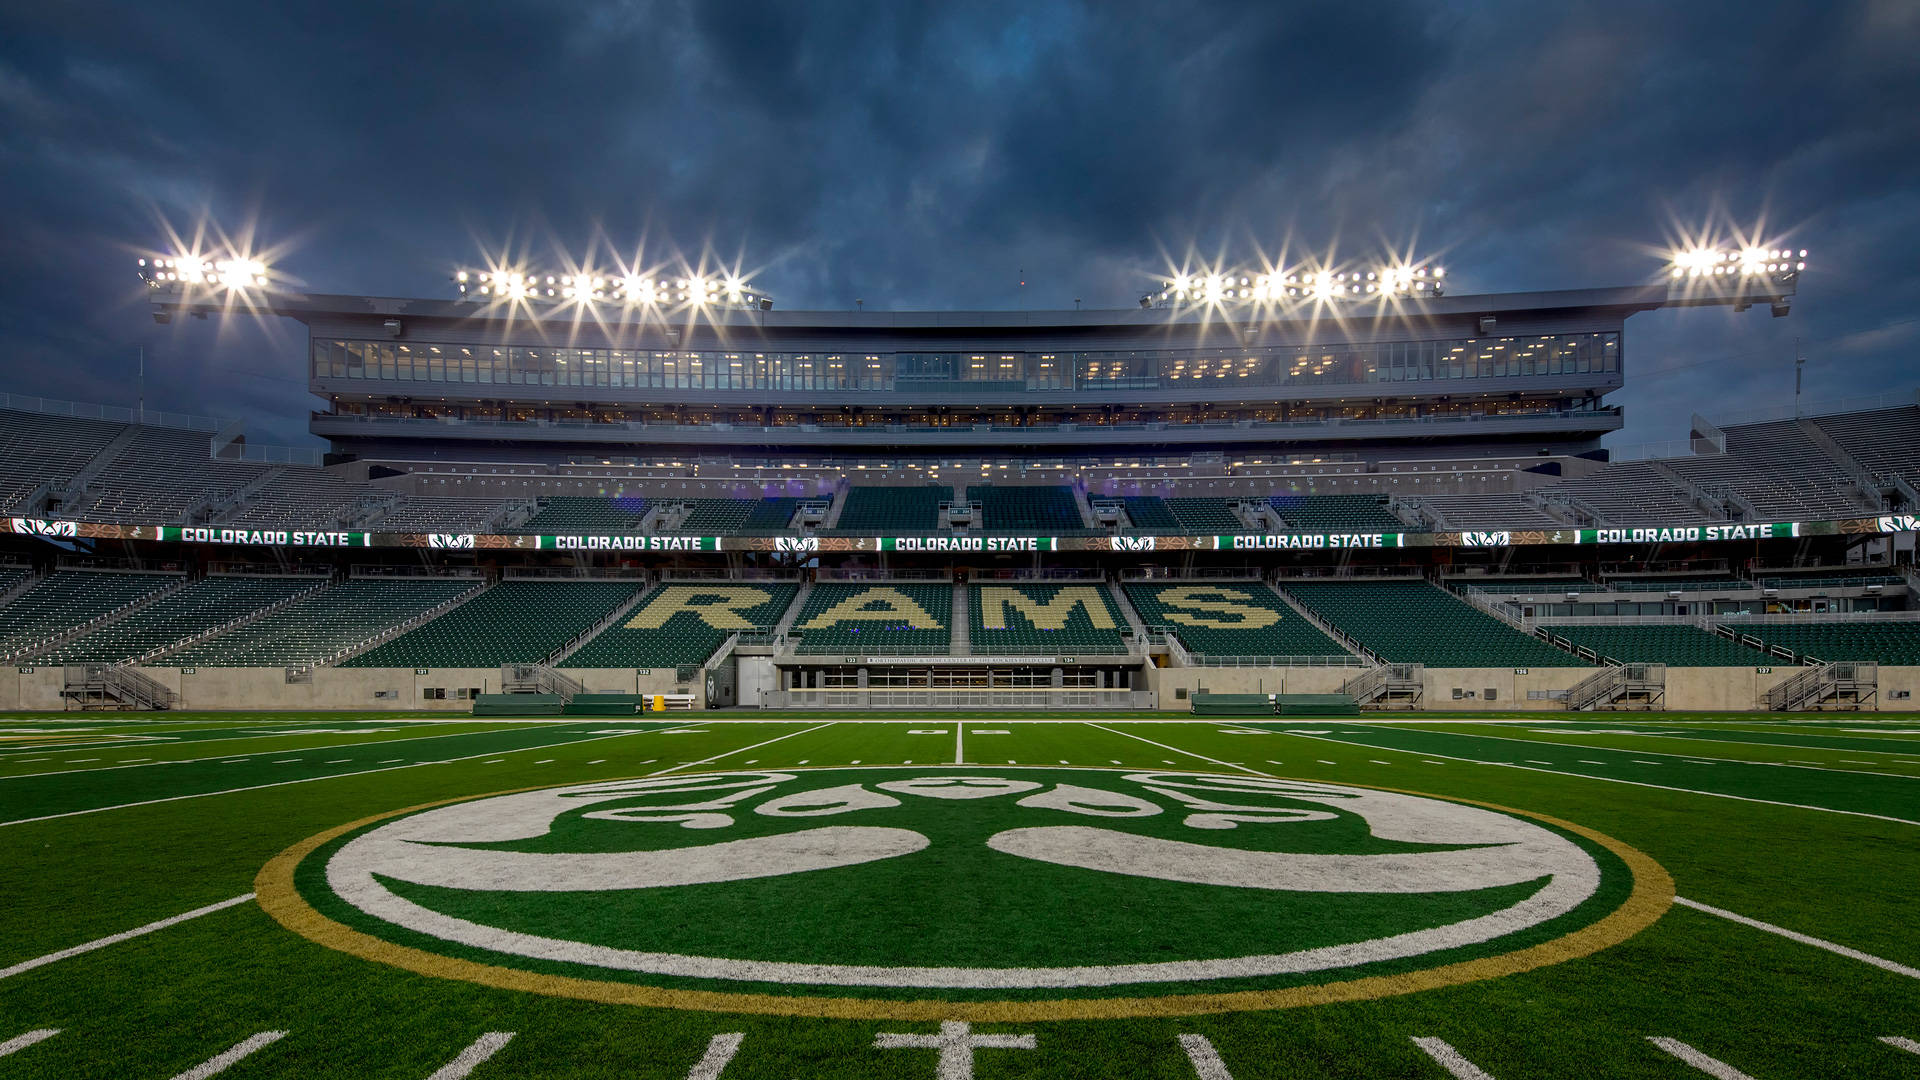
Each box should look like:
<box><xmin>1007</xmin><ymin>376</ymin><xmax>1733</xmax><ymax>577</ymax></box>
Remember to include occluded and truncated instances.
<box><xmin>255</xmin><ymin>773</ymin><xmax>1673</xmax><ymax>1021</ymax></box>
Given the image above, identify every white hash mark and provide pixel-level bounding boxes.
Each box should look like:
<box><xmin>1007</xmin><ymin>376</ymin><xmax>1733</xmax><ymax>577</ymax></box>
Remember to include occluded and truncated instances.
<box><xmin>1646</xmin><ymin>1037</ymin><xmax>1760</xmax><ymax>1079</ymax></box>
<box><xmin>0</xmin><ymin>1029</ymin><xmax>59</xmax><ymax>1057</ymax></box>
<box><xmin>874</xmin><ymin>1021</ymin><xmax>1035</xmax><ymax>1080</ymax></box>
<box><xmin>1179</xmin><ymin>1034</ymin><xmax>1235</xmax><ymax>1079</ymax></box>
<box><xmin>1411</xmin><ymin>1036</ymin><xmax>1499</xmax><ymax>1079</ymax></box>
<box><xmin>425</xmin><ymin>1032</ymin><xmax>515</xmax><ymax>1080</ymax></box>
<box><xmin>685</xmin><ymin>1033</ymin><xmax>744</xmax><ymax>1080</ymax></box>
<box><xmin>166</xmin><ymin>1030</ymin><xmax>287</xmax><ymax>1080</ymax></box>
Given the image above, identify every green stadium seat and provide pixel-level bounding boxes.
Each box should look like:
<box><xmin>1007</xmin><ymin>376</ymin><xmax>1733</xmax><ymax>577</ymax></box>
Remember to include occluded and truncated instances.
<box><xmin>342</xmin><ymin>580</ymin><xmax>645</xmax><ymax>668</ymax></box>
<box><xmin>163</xmin><ymin>579</ymin><xmax>477</xmax><ymax>666</ymax></box>
<box><xmin>0</xmin><ymin>570</ymin><xmax>184</xmax><ymax>657</ymax></box>
<box><xmin>677</xmin><ymin>498</ymin><xmax>801</xmax><ymax>535</ymax></box>
<box><xmin>1164</xmin><ymin>498</ymin><xmax>1244</xmax><ymax>532</ymax></box>
<box><xmin>518</xmin><ymin>496</ymin><xmax>650</xmax><ymax>533</ymax></box>
<box><xmin>1269</xmin><ymin>495</ymin><xmax>1403</xmax><ymax>530</ymax></box>
<box><xmin>1727</xmin><ymin>622</ymin><xmax>1920</xmax><ymax>665</ymax></box>
<box><xmin>969</xmin><ymin>583</ymin><xmax>1129</xmax><ymax>655</ymax></box>
<box><xmin>564</xmin><ymin>582</ymin><xmax>799</xmax><ymax>668</ymax></box>
<box><xmin>833</xmin><ymin>486</ymin><xmax>951</xmax><ymax>533</ymax></box>
<box><xmin>791</xmin><ymin>583</ymin><xmax>951</xmax><ymax>654</ymax></box>
<box><xmin>1123</xmin><ymin>582</ymin><xmax>1349</xmax><ymax>659</ymax></box>
<box><xmin>1283</xmin><ymin>580</ymin><xmax>1586</xmax><ymax>667</ymax></box>
<box><xmin>967</xmin><ymin>485</ymin><xmax>1087</xmax><ymax>532</ymax></box>
<box><xmin>1546</xmin><ymin>625</ymin><xmax>1771</xmax><ymax>666</ymax></box>
<box><xmin>1120</xmin><ymin>497</ymin><xmax>1180</xmax><ymax>530</ymax></box>
<box><xmin>36</xmin><ymin>575</ymin><xmax>322</xmax><ymax>664</ymax></box>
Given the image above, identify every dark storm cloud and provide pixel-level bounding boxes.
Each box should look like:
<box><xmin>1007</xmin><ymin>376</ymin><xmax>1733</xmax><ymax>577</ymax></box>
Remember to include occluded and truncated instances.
<box><xmin>0</xmin><ymin>0</ymin><xmax>1916</xmax><ymax>447</ymax></box>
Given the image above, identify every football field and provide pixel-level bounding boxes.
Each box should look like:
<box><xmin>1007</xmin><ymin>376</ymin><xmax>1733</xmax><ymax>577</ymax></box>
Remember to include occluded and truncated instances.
<box><xmin>1</xmin><ymin>711</ymin><xmax>1917</xmax><ymax>1079</ymax></box>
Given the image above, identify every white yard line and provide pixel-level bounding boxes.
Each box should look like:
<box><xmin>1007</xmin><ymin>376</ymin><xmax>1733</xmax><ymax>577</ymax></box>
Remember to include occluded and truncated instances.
<box><xmin>425</xmin><ymin>1032</ymin><xmax>516</xmax><ymax>1080</ymax></box>
<box><xmin>0</xmin><ymin>723</ymin><xmax>574</xmax><ymax>782</ymax></box>
<box><xmin>1880</xmin><ymin>1036</ymin><xmax>1920</xmax><ymax>1056</ymax></box>
<box><xmin>0</xmin><ymin>731</ymin><xmax>647</xmax><ymax>829</ymax></box>
<box><xmin>954</xmin><ymin>725</ymin><xmax>965</xmax><ymax>765</ymax></box>
<box><xmin>0</xmin><ymin>1029</ymin><xmax>58</xmax><ymax>1057</ymax></box>
<box><xmin>1645</xmin><ymin>1037</ymin><xmax>1759</xmax><ymax>1080</ymax></box>
<box><xmin>0</xmin><ymin>894</ymin><xmax>255</xmax><ymax>981</ymax></box>
<box><xmin>167</xmin><ymin>1031</ymin><xmax>287</xmax><ymax>1080</ymax></box>
<box><xmin>1387</xmin><ymin>727</ymin><xmax>1920</xmax><ymax>780</ymax></box>
<box><xmin>1277</xmin><ymin>731</ymin><xmax>1920</xmax><ymax>827</ymax></box>
<box><xmin>1411</xmin><ymin>1037</ymin><xmax>1498</xmax><ymax>1080</ymax></box>
<box><xmin>651</xmin><ymin>725</ymin><xmax>838</xmax><ymax>776</ymax></box>
<box><xmin>1675</xmin><ymin>897</ymin><xmax>1920</xmax><ymax>980</ymax></box>
<box><xmin>1178</xmin><ymin>1034</ymin><xmax>1235</xmax><ymax>1080</ymax></box>
<box><xmin>1085</xmin><ymin>725</ymin><xmax>1268</xmax><ymax>776</ymax></box>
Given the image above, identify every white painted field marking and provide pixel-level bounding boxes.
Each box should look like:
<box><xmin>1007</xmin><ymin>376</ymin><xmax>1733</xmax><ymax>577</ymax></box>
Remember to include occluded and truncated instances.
<box><xmin>1843</xmin><ymin>759</ymin><xmax>1876</xmax><ymax>765</ymax></box>
<box><xmin>743</xmin><ymin>759</ymin><xmax>758</xmax><ymax>764</ymax></box>
<box><xmin>1675</xmin><ymin>897</ymin><xmax>1920</xmax><ymax>979</ymax></box>
<box><xmin>1111</xmin><ymin>759</ymin><xmax>1123</xmax><ymax>764</ymax></box>
<box><xmin>1278</xmin><ymin>732</ymin><xmax>1920</xmax><ymax>827</ymax></box>
<box><xmin>1085</xmin><ymin>725</ymin><xmax>1269</xmax><ymax>777</ymax></box>
<box><xmin>904</xmin><ymin>760</ymin><xmax>913</xmax><ymax>765</ymax></box>
<box><xmin>0</xmin><ymin>1029</ymin><xmax>58</xmax><ymax>1057</ymax></box>
<box><xmin>66</xmin><ymin>758</ymin><xmax>98</xmax><ymax>763</ymax></box>
<box><xmin>325</xmin><ymin>759</ymin><xmax>350</xmax><ymax>764</ymax></box>
<box><xmin>1424</xmin><ymin>760</ymin><xmax>1444</xmax><ymax>765</ymax></box>
<box><xmin>1411</xmin><ymin>1037</ymin><xmax>1498</xmax><ymax>1079</ymax></box>
<box><xmin>1881</xmin><ymin>1036</ymin><xmax>1920</xmax><ymax>1055</ymax></box>
<box><xmin>0</xmin><ymin>723</ymin><xmax>574</xmax><ymax>781</ymax></box>
<box><xmin>954</xmin><ymin>726</ymin><xmax>965</xmax><ymax>765</ymax></box>
<box><xmin>652</xmin><ymin>724</ymin><xmax>838</xmax><ymax>776</ymax></box>
<box><xmin>0</xmin><ymin>731</ymin><xmax>650</xmax><ymax>829</ymax></box>
<box><xmin>685</xmin><ymin>1033</ymin><xmax>744</xmax><ymax>1080</ymax></box>
<box><xmin>588</xmin><ymin>760</ymin><xmax>606</xmax><ymax>765</ymax></box>
<box><xmin>166</xmin><ymin>1030</ymin><xmax>287</xmax><ymax>1080</ymax></box>
<box><xmin>1524</xmin><ymin>759</ymin><xmax>1553</xmax><ymax>765</ymax></box>
<box><xmin>483</xmin><ymin>759</ymin><xmax>504</xmax><ymax>765</ymax></box>
<box><xmin>1316</xmin><ymin>759</ymin><xmax>1336</xmax><ymax>765</ymax></box>
<box><xmin>908</xmin><ymin>729</ymin><xmax>949</xmax><ymax>735</ymax></box>
<box><xmin>1580</xmin><ymin>760</ymin><xmax>1605</xmax><ymax>765</ymax></box>
<box><xmin>1178</xmin><ymin>1033</ymin><xmax>1235</xmax><ymax>1080</ymax></box>
<box><xmin>1398</xmin><ymin>728</ymin><xmax>1920</xmax><ymax>779</ymax></box>
<box><xmin>972</xmin><ymin>729</ymin><xmax>1010</xmax><ymax>735</ymax></box>
<box><xmin>1059</xmin><ymin>759</ymin><xmax>1070</xmax><ymax>764</ymax></box>
<box><xmin>380</xmin><ymin>758</ymin><xmax>402</xmax><ymax>764</ymax></box>
<box><xmin>794</xmin><ymin>760</ymin><xmax>806</xmax><ymax>765</ymax></box>
<box><xmin>852</xmin><ymin>760</ymin><xmax>863</xmax><ymax>764</ymax></box>
<box><xmin>874</xmin><ymin>1020</ymin><xmax>1034</xmax><ymax>1080</ymax></box>
<box><xmin>1163</xmin><ymin>759</ymin><xmax>1178</xmax><ymax>764</ymax></box>
<box><xmin>0</xmin><ymin>893</ymin><xmax>254</xmax><ymax>981</ymax></box>
<box><xmin>1370</xmin><ymin>759</ymin><xmax>1392</xmax><ymax>765</ymax></box>
<box><xmin>425</xmin><ymin>1032</ymin><xmax>515</xmax><ymax>1080</ymax></box>
<box><xmin>1646</xmin><ymin>1037</ymin><xmax>1759</xmax><ymax>1079</ymax></box>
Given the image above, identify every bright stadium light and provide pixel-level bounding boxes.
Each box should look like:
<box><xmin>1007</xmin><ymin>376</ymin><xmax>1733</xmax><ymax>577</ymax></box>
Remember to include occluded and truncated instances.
<box><xmin>138</xmin><ymin>249</ymin><xmax>273</xmax><ymax>293</ymax></box>
<box><xmin>454</xmin><ymin>259</ymin><xmax>769</xmax><ymax>309</ymax></box>
<box><xmin>1149</xmin><ymin>255</ymin><xmax>1448</xmax><ymax>308</ymax></box>
<box><xmin>1666</xmin><ymin>244</ymin><xmax>1806</xmax><ymax>285</ymax></box>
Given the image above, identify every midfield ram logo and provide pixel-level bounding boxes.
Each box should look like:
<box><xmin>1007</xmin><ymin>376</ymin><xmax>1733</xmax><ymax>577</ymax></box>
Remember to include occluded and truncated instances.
<box><xmin>261</xmin><ymin>768</ymin><xmax>1665</xmax><ymax>1018</ymax></box>
<box><xmin>9</xmin><ymin>518</ymin><xmax>77</xmax><ymax>538</ymax></box>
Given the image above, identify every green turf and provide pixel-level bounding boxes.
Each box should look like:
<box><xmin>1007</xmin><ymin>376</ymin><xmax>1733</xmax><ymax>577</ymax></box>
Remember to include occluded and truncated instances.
<box><xmin>0</xmin><ymin>712</ymin><xmax>1916</xmax><ymax>1077</ymax></box>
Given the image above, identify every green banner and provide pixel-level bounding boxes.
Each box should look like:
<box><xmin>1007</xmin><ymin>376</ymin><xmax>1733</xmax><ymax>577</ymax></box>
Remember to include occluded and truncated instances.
<box><xmin>538</xmin><ymin>535</ymin><xmax>717</xmax><ymax>551</ymax></box>
<box><xmin>1575</xmin><ymin>523</ymin><xmax>1798</xmax><ymax>544</ymax></box>
<box><xmin>159</xmin><ymin>526</ymin><xmax>368</xmax><ymax>547</ymax></box>
<box><xmin>881</xmin><ymin>536</ymin><xmax>1055</xmax><ymax>552</ymax></box>
<box><xmin>1215</xmin><ymin>532</ymin><xmax>1403</xmax><ymax>551</ymax></box>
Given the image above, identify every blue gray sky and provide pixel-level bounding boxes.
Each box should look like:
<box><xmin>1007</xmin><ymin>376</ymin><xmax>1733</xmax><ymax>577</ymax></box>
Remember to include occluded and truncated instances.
<box><xmin>1</xmin><ymin>1</ymin><xmax>1916</xmax><ymax>447</ymax></box>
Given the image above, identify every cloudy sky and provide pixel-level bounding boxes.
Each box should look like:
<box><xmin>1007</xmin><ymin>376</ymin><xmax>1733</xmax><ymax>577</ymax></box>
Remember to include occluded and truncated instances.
<box><xmin>2</xmin><ymin>0</ymin><xmax>1916</xmax><ymax>448</ymax></box>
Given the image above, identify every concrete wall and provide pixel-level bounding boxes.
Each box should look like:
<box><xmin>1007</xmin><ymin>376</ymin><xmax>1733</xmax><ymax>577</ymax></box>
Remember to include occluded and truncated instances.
<box><xmin>1</xmin><ymin>661</ymin><xmax>1909</xmax><ymax>713</ymax></box>
<box><xmin>1144</xmin><ymin>665</ymin><xmax>1355</xmax><ymax>711</ymax></box>
<box><xmin>1420</xmin><ymin>667</ymin><xmax>1593</xmax><ymax>710</ymax></box>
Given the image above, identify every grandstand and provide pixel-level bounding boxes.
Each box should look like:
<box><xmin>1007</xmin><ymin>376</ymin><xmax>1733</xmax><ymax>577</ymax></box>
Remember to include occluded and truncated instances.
<box><xmin>342</xmin><ymin>579</ymin><xmax>644</xmax><ymax>668</ymax></box>
<box><xmin>1281</xmin><ymin>580</ymin><xmax>1586</xmax><ymax>667</ymax></box>
<box><xmin>967</xmin><ymin>485</ymin><xmax>1088</xmax><ymax>533</ymax></box>
<box><xmin>0</xmin><ymin>407</ymin><xmax>130</xmax><ymax>515</ymax></box>
<box><xmin>1546</xmin><ymin>624</ymin><xmax>1770</xmax><ymax>667</ymax></box>
<box><xmin>0</xmin><ymin>569</ymin><xmax>184</xmax><ymax>659</ymax></box>
<box><xmin>968</xmin><ymin>583</ymin><xmax>1129</xmax><ymax>655</ymax></box>
<box><xmin>161</xmin><ymin>579</ymin><xmax>477</xmax><ymax>666</ymax></box>
<box><xmin>1815</xmin><ymin>404</ymin><xmax>1920</xmax><ymax>487</ymax></box>
<box><xmin>1270</xmin><ymin>495</ymin><xmax>1404</xmax><ymax>530</ymax></box>
<box><xmin>564</xmin><ymin>581</ymin><xmax>798</xmax><ymax>668</ymax></box>
<box><xmin>1725</xmin><ymin>621</ymin><xmax>1920</xmax><ymax>665</ymax></box>
<box><xmin>34</xmin><ymin>574</ymin><xmax>323</xmax><ymax>664</ymax></box>
<box><xmin>518</xmin><ymin>496</ymin><xmax>650</xmax><ymax>533</ymax></box>
<box><xmin>833</xmin><ymin>486</ymin><xmax>949</xmax><ymax>533</ymax></box>
<box><xmin>1123</xmin><ymin>581</ymin><xmax>1351</xmax><ymax>659</ymax></box>
<box><xmin>790</xmin><ymin>583</ymin><xmax>952</xmax><ymax>654</ymax></box>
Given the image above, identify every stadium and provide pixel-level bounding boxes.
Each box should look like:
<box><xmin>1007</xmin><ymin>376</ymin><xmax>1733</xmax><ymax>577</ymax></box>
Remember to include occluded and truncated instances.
<box><xmin>2</xmin><ymin>242</ymin><xmax>1918</xmax><ymax>1080</ymax></box>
